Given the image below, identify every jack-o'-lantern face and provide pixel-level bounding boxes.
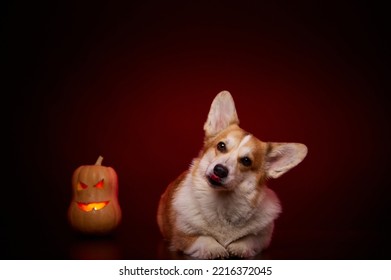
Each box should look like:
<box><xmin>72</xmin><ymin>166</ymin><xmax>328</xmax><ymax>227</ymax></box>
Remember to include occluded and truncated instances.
<box><xmin>76</xmin><ymin>179</ymin><xmax>109</xmax><ymax>212</ymax></box>
<box><xmin>68</xmin><ymin>156</ymin><xmax>121</xmax><ymax>235</ymax></box>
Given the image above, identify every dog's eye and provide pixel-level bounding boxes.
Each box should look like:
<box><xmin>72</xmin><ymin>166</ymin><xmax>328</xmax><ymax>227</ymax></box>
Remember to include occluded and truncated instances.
<box><xmin>217</xmin><ymin>142</ymin><xmax>227</xmax><ymax>153</ymax></box>
<box><xmin>240</xmin><ymin>156</ymin><xmax>252</xmax><ymax>167</ymax></box>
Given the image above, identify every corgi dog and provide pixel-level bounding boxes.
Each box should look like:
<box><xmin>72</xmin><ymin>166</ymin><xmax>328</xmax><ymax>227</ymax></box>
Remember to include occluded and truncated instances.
<box><xmin>157</xmin><ymin>91</ymin><xmax>308</xmax><ymax>259</ymax></box>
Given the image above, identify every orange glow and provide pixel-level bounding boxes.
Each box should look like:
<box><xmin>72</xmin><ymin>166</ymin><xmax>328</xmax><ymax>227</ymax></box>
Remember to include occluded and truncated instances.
<box><xmin>94</xmin><ymin>179</ymin><xmax>104</xmax><ymax>189</ymax></box>
<box><xmin>77</xmin><ymin>201</ymin><xmax>109</xmax><ymax>212</ymax></box>
<box><xmin>77</xmin><ymin>182</ymin><xmax>88</xmax><ymax>190</ymax></box>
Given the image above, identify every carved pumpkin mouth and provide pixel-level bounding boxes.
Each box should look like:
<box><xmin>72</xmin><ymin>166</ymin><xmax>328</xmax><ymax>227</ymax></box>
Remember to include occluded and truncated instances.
<box><xmin>77</xmin><ymin>201</ymin><xmax>109</xmax><ymax>212</ymax></box>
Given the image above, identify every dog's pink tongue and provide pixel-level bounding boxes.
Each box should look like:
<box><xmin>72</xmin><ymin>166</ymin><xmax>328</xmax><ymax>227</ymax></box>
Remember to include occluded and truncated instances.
<box><xmin>210</xmin><ymin>174</ymin><xmax>221</xmax><ymax>182</ymax></box>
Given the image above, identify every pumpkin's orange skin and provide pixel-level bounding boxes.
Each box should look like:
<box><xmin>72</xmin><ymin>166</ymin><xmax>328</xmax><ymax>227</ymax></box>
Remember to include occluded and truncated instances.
<box><xmin>68</xmin><ymin>157</ymin><xmax>122</xmax><ymax>235</ymax></box>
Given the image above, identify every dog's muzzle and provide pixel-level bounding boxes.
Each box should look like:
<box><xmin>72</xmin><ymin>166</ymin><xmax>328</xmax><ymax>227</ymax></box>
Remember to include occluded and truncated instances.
<box><xmin>207</xmin><ymin>164</ymin><xmax>229</xmax><ymax>187</ymax></box>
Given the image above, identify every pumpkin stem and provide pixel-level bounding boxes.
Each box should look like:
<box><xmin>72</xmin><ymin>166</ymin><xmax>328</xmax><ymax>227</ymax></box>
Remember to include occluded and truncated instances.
<box><xmin>95</xmin><ymin>156</ymin><xmax>104</xmax><ymax>166</ymax></box>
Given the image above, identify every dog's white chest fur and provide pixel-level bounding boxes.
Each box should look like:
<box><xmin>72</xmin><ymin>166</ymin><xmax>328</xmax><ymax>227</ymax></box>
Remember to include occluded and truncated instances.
<box><xmin>173</xmin><ymin>170</ymin><xmax>282</xmax><ymax>247</ymax></box>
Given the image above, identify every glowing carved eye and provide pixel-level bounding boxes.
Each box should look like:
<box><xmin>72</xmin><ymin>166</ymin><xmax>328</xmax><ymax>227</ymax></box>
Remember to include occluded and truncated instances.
<box><xmin>240</xmin><ymin>156</ymin><xmax>252</xmax><ymax>167</ymax></box>
<box><xmin>217</xmin><ymin>142</ymin><xmax>227</xmax><ymax>153</ymax></box>
<box><xmin>94</xmin><ymin>179</ymin><xmax>104</xmax><ymax>189</ymax></box>
<box><xmin>77</xmin><ymin>182</ymin><xmax>88</xmax><ymax>190</ymax></box>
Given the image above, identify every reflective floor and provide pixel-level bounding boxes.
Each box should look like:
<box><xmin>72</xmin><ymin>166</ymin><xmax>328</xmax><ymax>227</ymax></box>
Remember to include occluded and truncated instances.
<box><xmin>4</xmin><ymin>222</ymin><xmax>389</xmax><ymax>260</ymax></box>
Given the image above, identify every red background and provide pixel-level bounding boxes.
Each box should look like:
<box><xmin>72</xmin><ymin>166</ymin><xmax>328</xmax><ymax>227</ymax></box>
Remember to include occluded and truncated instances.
<box><xmin>6</xmin><ymin>1</ymin><xmax>390</xmax><ymax>259</ymax></box>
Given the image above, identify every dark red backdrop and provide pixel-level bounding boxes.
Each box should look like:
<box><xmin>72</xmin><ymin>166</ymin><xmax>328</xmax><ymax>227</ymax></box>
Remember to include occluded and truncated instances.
<box><xmin>6</xmin><ymin>1</ymin><xmax>390</xmax><ymax>259</ymax></box>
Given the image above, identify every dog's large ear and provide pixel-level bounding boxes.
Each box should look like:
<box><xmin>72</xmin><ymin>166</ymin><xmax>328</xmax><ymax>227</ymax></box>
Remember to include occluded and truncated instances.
<box><xmin>265</xmin><ymin>143</ymin><xmax>308</xmax><ymax>178</ymax></box>
<box><xmin>203</xmin><ymin>91</ymin><xmax>239</xmax><ymax>138</ymax></box>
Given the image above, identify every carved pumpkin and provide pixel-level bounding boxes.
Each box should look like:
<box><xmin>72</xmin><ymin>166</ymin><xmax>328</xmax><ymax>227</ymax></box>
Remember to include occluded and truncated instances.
<box><xmin>68</xmin><ymin>156</ymin><xmax>121</xmax><ymax>235</ymax></box>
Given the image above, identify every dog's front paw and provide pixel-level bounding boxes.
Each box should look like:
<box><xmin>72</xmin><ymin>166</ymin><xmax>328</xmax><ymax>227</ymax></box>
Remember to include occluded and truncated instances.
<box><xmin>227</xmin><ymin>235</ymin><xmax>262</xmax><ymax>259</ymax></box>
<box><xmin>185</xmin><ymin>236</ymin><xmax>229</xmax><ymax>259</ymax></box>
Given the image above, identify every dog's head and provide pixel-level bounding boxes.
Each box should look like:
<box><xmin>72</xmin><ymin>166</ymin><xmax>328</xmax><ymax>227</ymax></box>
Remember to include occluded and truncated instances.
<box><xmin>196</xmin><ymin>91</ymin><xmax>307</xmax><ymax>191</ymax></box>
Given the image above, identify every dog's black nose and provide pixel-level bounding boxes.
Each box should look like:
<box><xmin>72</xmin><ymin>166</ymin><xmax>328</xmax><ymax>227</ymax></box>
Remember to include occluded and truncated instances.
<box><xmin>213</xmin><ymin>164</ymin><xmax>228</xmax><ymax>178</ymax></box>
